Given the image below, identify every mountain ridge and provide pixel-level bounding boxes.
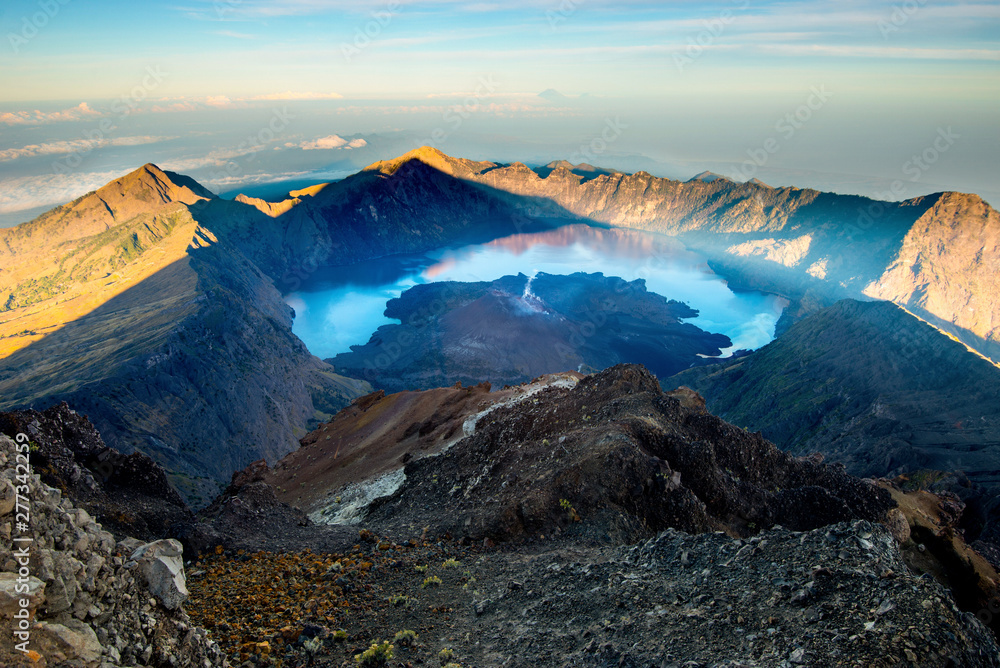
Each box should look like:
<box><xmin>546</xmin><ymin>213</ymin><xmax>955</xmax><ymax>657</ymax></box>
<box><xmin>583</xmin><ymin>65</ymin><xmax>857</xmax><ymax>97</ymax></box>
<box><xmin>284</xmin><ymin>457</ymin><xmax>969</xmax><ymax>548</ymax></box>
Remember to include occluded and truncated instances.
<box><xmin>2</xmin><ymin>149</ymin><xmax>998</xmax><ymax>505</ymax></box>
<box><xmin>346</xmin><ymin>147</ymin><xmax>1000</xmax><ymax>364</ymax></box>
<box><xmin>0</xmin><ymin>164</ymin><xmax>371</xmax><ymax>506</ymax></box>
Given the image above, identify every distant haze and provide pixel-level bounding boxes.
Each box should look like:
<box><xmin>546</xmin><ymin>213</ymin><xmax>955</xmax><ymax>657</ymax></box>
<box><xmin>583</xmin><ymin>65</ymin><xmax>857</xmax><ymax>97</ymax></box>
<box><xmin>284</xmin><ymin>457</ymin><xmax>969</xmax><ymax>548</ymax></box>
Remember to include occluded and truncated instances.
<box><xmin>1</xmin><ymin>0</ymin><xmax>997</xmax><ymax>225</ymax></box>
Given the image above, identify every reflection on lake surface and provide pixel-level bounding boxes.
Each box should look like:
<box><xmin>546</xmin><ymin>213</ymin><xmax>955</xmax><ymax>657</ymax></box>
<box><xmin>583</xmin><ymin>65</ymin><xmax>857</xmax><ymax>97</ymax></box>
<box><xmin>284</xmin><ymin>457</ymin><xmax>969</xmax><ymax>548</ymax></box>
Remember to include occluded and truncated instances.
<box><xmin>284</xmin><ymin>224</ymin><xmax>788</xmax><ymax>360</ymax></box>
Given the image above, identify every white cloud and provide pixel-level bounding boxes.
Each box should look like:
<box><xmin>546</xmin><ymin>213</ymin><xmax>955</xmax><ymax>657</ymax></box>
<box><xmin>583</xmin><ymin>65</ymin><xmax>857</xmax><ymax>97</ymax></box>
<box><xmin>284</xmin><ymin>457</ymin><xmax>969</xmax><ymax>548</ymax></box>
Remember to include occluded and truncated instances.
<box><xmin>753</xmin><ymin>44</ymin><xmax>1000</xmax><ymax>61</ymax></box>
<box><xmin>155</xmin><ymin>92</ymin><xmax>343</xmax><ymax>111</ymax></box>
<box><xmin>0</xmin><ymin>103</ymin><xmax>102</xmax><ymax>126</ymax></box>
<box><xmin>300</xmin><ymin>135</ymin><xmax>368</xmax><ymax>150</ymax></box>
<box><xmin>213</xmin><ymin>29</ymin><xmax>256</xmax><ymax>39</ymax></box>
<box><xmin>0</xmin><ymin>136</ymin><xmax>175</xmax><ymax>163</ymax></box>
<box><xmin>0</xmin><ymin>170</ymin><xmax>126</xmax><ymax>214</ymax></box>
<box><xmin>159</xmin><ymin>144</ymin><xmax>266</xmax><ymax>171</ymax></box>
<box><xmin>250</xmin><ymin>91</ymin><xmax>343</xmax><ymax>100</ymax></box>
<box><xmin>149</xmin><ymin>101</ymin><xmax>199</xmax><ymax>113</ymax></box>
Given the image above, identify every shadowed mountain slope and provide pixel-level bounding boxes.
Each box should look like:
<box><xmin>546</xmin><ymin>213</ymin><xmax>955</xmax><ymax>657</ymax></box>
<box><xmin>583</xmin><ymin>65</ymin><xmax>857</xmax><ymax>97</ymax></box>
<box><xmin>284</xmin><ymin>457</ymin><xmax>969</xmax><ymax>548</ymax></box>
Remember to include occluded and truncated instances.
<box><xmin>664</xmin><ymin>299</ymin><xmax>1000</xmax><ymax>543</ymax></box>
<box><xmin>0</xmin><ymin>166</ymin><xmax>370</xmax><ymax>506</ymax></box>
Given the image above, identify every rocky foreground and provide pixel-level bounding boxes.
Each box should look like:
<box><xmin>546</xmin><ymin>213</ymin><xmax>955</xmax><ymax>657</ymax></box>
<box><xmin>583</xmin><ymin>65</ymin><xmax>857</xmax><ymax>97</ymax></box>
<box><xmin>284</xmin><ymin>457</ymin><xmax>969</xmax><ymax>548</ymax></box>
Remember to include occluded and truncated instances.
<box><xmin>178</xmin><ymin>520</ymin><xmax>999</xmax><ymax>667</ymax></box>
<box><xmin>0</xmin><ymin>434</ymin><xmax>227</xmax><ymax>667</ymax></box>
<box><xmin>2</xmin><ymin>367</ymin><xmax>1000</xmax><ymax>666</ymax></box>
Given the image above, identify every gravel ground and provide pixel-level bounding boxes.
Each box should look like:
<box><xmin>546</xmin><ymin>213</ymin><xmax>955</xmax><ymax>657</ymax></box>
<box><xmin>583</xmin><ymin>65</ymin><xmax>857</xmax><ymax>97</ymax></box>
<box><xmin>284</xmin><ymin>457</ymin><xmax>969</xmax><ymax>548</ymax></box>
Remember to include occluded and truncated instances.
<box><xmin>186</xmin><ymin>520</ymin><xmax>999</xmax><ymax>668</ymax></box>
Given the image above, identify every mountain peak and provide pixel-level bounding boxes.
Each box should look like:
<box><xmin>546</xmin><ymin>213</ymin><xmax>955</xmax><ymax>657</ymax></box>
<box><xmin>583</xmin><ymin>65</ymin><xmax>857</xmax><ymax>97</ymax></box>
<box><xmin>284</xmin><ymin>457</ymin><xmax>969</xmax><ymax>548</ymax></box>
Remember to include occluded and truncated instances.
<box><xmin>545</xmin><ymin>160</ymin><xmax>574</xmax><ymax>170</ymax></box>
<box><xmin>363</xmin><ymin>146</ymin><xmax>503</xmax><ymax>181</ymax></box>
<box><xmin>100</xmin><ymin>163</ymin><xmax>216</xmax><ymax>206</ymax></box>
<box><xmin>402</xmin><ymin>145</ymin><xmax>450</xmax><ymax>163</ymax></box>
<box><xmin>364</xmin><ymin>145</ymin><xmax>462</xmax><ymax>176</ymax></box>
<box><xmin>538</xmin><ymin>88</ymin><xmax>568</xmax><ymax>101</ymax></box>
<box><xmin>534</xmin><ymin>160</ymin><xmax>621</xmax><ymax>181</ymax></box>
<box><xmin>688</xmin><ymin>171</ymin><xmax>732</xmax><ymax>184</ymax></box>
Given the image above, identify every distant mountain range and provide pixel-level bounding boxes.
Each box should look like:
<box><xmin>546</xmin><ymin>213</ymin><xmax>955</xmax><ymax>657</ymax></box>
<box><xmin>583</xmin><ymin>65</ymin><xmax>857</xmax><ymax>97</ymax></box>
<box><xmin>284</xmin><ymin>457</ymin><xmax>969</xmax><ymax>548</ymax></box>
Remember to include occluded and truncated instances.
<box><xmin>1</xmin><ymin>147</ymin><xmax>997</xmax><ymax>507</ymax></box>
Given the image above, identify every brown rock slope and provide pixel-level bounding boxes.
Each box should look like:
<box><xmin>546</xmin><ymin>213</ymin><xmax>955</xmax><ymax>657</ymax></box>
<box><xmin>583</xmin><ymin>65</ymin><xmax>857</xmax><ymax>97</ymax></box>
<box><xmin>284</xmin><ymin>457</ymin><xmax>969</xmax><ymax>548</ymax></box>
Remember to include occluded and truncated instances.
<box><xmin>267</xmin><ymin>373</ymin><xmax>582</xmax><ymax>521</ymax></box>
<box><xmin>882</xmin><ymin>480</ymin><xmax>1000</xmax><ymax>641</ymax></box>
<box><xmin>363</xmin><ymin>364</ymin><xmax>895</xmax><ymax>542</ymax></box>
<box><xmin>268</xmin><ymin>364</ymin><xmax>893</xmax><ymax>544</ymax></box>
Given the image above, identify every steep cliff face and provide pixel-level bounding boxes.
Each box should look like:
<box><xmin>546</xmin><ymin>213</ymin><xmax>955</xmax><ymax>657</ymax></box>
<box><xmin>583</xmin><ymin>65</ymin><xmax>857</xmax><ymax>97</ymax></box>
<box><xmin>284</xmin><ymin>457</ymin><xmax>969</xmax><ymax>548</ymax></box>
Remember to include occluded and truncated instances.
<box><xmin>865</xmin><ymin>192</ymin><xmax>1000</xmax><ymax>362</ymax></box>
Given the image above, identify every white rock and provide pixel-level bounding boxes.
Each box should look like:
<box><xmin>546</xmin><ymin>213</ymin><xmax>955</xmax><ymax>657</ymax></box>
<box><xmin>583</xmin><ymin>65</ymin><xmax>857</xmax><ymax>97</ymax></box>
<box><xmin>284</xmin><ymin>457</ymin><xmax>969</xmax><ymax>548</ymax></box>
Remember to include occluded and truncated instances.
<box><xmin>33</xmin><ymin>618</ymin><xmax>104</xmax><ymax>665</ymax></box>
<box><xmin>68</xmin><ymin>508</ymin><xmax>92</xmax><ymax>528</ymax></box>
<box><xmin>0</xmin><ymin>478</ymin><xmax>15</xmax><ymax>516</ymax></box>
<box><xmin>130</xmin><ymin>539</ymin><xmax>189</xmax><ymax>610</ymax></box>
<box><xmin>0</xmin><ymin>572</ymin><xmax>45</xmax><ymax>617</ymax></box>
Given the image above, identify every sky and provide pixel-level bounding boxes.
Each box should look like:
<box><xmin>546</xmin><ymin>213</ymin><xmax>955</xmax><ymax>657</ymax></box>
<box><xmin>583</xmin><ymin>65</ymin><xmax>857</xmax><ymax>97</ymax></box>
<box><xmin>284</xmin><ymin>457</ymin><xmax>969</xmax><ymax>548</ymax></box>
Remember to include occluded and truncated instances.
<box><xmin>0</xmin><ymin>0</ymin><xmax>998</xmax><ymax>225</ymax></box>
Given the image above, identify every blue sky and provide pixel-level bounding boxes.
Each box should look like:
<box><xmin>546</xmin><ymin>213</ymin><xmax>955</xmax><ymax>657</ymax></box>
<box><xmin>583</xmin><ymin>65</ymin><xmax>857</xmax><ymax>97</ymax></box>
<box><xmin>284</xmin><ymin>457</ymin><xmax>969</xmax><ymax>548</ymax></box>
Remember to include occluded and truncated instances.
<box><xmin>0</xmin><ymin>0</ymin><xmax>998</xmax><ymax>224</ymax></box>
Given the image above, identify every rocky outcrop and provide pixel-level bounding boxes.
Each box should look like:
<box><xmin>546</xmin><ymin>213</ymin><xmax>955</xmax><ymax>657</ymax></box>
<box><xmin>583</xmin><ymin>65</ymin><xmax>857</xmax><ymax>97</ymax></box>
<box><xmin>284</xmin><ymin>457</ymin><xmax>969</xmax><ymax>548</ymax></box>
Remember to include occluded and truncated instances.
<box><xmin>130</xmin><ymin>540</ymin><xmax>188</xmax><ymax>612</ymax></box>
<box><xmin>354</xmin><ymin>364</ymin><xmax>895</xmax><ymax>542</ymax></box>
<box><xmin>0</xmin><ymin>434</ymin><xmax>227</xmax><ymax>667</ymax></box>
<box><xmin>882</xmin><ymin>480</ymin><xmax>1000</xmax><ymax>640</ymax></box>
<box><xmin>0</xmin><ymin>403</ymin><xmax>192</xmax><ymax>541</ymax></box>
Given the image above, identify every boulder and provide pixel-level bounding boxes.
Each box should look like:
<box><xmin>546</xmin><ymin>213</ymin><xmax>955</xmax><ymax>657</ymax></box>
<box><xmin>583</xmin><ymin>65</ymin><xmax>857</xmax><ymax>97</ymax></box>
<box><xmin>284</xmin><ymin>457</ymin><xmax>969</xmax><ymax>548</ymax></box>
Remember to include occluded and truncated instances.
<box><xmin>33</xmin><ymin>619</ymin><xmax>103</xmax><ymax>665</ymax></box>
<box><xmin>43</xmin><ymin>574</ymin><xmax>76</xmax><ymax>615</ymax></box>
<box><xmin>130</xmin><ymin>539</ymin><xmax>188</xmax><ymax>610</ymax></box>
<box><xmin>0</xmin><ymin>478</ymin><xmax>15</xmax><ymax>516</ymax></box>
<box><xmin>0</xmin><ymin>572</ymin><xmax>45</xmax><ymax>618</ymax></box>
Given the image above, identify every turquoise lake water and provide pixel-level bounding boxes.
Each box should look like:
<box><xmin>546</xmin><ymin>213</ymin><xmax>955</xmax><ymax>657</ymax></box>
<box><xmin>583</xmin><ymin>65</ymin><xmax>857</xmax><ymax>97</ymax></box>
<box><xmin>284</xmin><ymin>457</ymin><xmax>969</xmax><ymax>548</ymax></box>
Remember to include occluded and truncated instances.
<box><xmin>284</xmin><ymin>224</ymin><xmax>788</xmax><ymax>361</ymax></box>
